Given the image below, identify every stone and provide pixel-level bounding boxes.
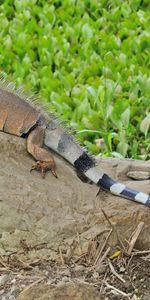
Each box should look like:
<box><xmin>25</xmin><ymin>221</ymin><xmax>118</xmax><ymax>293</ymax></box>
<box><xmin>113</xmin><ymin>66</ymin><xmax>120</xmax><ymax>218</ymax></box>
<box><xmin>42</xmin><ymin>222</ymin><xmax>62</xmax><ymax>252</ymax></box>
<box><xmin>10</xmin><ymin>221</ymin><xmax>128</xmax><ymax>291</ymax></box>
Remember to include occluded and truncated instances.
<box><xmin>0</xmin><ymin>132</ymin><xmax>150</xmax><ymax>257</ymax></box>
<box><xmin>16</xmin><ymin>282</ymin><xmax>104</xmax><ymax>300</ymax></box>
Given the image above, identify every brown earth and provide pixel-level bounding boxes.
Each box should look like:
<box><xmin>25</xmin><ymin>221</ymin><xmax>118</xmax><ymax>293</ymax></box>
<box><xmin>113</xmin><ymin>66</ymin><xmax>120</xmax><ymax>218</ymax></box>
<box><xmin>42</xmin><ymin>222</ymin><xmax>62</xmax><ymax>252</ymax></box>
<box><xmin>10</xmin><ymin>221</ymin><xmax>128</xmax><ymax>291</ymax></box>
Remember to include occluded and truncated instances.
<box><xmin>0</xmin><ymin>132</ymin><xmax>150</xmax><ymax>299</ymax></box>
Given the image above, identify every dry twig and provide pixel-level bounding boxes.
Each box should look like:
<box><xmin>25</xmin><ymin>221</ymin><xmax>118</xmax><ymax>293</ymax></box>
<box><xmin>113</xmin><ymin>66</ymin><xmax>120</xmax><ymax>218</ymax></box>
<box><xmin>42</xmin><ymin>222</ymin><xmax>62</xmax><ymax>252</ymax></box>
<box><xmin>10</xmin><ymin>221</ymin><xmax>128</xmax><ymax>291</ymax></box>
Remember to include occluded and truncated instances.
<box><xmin>103</xmin><ymin>281</ymin><xmax>131</xmax><ymax>298</ymax></box>
<box><xmin>18</xmin><ymin>277</ymin><xmax>45</xmax><ymax>296</ymax></box>
<box><xmin>59</xmin><ymin>246</ymin><xmax>65</xmax><ymax>265</ymax></box>
<box><xmin>101</xmin><ymin>209</ymin><xmax>126</xmax><ymax>251</ymax></box>
<box><xmin>127</xmin><ymin>222</ymin><xmax>144</xmax><ymax>255</ymax></box>
<box><xmin>96</xmin><ymin>246</ymin><xmax>111</xmax><ymax>268</ymax></box>
<box><xmin>108</xmin><ymin>259</ymin><xmax>126</xmax><ymax>283</ymax></box>
<box><xmin>94</xmin><ymin>229</ymin><xmax>112</xmax><ymax>266</ymax></box>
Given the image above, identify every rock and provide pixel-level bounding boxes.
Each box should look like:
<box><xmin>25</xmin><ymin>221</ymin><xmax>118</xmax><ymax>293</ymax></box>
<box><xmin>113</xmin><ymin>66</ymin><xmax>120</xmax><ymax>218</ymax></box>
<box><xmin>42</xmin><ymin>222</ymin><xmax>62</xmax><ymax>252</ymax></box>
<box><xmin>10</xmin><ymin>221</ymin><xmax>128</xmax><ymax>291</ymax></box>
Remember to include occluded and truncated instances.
<box><xmin>1</xmin><ymin>132</ymin><xmax>150</xmax><ymax>299</ymax></box>
<box><xmin>92</xmin><ymin>271</ymin><xmax>99</xmax><ymax>280</ymax></box>
<box><xmin>16</xmin><ymin>282</ymin><xmax>104</xmax><ymax>300</ymax></box>
<box><xmin>1</xmin><ymin>131</ymin><xmax>150</xmax><ymax>259</ymax></box>
<box><xmin>61</xmin><ymin>276</ymin><xmax>70</xmax><ymax>283</ymax></box>
<box><xmin>127</xmin><ymin>171</ymin><xmax>150</xmax><ymax>180</ymax></box>
<box><xmin>73</xmin><ymin>265</ymin><xmax>85</xmax><ymax>272</ymax></box>
<box><xmin>0</xmin><ymin>274</ymin><xmax>9</xmax><ymax>286</ymax></box>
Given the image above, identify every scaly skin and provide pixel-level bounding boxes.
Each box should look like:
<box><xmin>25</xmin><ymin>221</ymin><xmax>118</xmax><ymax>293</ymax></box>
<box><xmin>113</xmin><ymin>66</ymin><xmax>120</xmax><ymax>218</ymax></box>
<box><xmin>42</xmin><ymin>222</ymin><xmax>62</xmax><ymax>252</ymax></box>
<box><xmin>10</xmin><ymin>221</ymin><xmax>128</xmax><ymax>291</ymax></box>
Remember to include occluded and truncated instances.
<box><xmin>0</xmin><ymin>83</ymin><xmax>150</xmax><ymax>207</ymax></box>
<box><xmin>0</xmin><ymin>88</ymin><xmax>56</xmax><ymax>177</ymax></box>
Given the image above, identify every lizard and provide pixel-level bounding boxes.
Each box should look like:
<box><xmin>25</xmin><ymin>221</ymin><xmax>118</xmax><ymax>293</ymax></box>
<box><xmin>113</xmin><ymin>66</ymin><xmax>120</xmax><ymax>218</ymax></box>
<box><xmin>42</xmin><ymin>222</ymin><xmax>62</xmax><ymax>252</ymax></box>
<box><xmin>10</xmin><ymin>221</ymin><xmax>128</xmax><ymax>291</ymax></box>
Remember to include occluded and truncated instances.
<box><xmin>0</xmin><ymin>79</ymin><xmax>150</xmax><ymax>208</ymax></box>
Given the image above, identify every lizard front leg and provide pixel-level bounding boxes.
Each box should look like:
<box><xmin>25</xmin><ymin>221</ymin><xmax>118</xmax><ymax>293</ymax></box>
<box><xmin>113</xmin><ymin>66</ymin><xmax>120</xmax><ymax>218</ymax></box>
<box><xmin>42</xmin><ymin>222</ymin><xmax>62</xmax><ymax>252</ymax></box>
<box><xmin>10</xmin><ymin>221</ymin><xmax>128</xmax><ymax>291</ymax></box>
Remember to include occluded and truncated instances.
<box><xmin>27</xmin><ymin>126</ymin><xmax>57</xmax><ymax>178</ymax></box>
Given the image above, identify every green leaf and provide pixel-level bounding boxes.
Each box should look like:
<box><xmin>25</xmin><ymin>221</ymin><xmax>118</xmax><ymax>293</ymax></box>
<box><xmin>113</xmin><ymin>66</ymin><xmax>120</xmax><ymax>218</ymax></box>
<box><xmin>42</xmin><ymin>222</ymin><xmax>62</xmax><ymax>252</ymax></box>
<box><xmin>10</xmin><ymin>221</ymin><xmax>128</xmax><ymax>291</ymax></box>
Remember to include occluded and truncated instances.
<box><xmin>117</xmin><ymin>142</ymin><xmax>129</xmax><ymax>157</ymax></box>
<box><xmin>140</xmin><ymin>114</ymin><xmax>150</xmax><ymax>136</ymax></box>
<box><xmin>82</xmin><ymin>24</ymin><xmax>93</xmax><ymax>39</ymax></box>
<box><xmin>121</xmin><ymin>107</ymin><xmax>130</xmax><ymax>127</ymax></box>
<box><xmin>0</xmin><ymin>0</ymin><xmax>149</xmax><ymax>159</ymax></box>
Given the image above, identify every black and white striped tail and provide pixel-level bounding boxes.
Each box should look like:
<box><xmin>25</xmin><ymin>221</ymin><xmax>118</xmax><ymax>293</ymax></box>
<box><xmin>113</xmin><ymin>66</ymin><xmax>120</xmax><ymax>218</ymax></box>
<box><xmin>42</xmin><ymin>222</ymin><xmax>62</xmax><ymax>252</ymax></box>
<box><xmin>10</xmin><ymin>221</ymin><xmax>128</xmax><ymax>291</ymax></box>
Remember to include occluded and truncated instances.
<box><xmin>44</xmin><ymin>128</ymin><xmax>150</xmax><ymax>208</ymax></box>
<box><xmin>74</xmin><ymin>152</ymin><xmax>150</xmax><ymax>207</ymax></box>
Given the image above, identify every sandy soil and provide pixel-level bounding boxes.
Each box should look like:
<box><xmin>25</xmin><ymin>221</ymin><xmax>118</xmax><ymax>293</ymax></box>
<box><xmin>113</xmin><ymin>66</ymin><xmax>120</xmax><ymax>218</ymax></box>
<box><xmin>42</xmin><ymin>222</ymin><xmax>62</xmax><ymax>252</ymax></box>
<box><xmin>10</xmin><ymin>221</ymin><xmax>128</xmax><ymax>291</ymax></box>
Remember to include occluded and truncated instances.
<box><xmin>0</xmin><ymin>132</ymin><xmax>150</xmax><ymax>299</ymax></box>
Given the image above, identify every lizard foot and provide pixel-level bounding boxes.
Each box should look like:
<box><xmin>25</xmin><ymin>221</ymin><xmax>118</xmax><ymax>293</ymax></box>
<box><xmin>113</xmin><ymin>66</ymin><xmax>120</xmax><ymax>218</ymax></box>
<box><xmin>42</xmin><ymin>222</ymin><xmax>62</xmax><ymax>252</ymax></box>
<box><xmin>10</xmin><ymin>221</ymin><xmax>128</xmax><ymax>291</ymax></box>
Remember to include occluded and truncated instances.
<box><xmin>30</xmin><ymin>161</ymin><xmax>57</xmax><ymax>179</ymax></box>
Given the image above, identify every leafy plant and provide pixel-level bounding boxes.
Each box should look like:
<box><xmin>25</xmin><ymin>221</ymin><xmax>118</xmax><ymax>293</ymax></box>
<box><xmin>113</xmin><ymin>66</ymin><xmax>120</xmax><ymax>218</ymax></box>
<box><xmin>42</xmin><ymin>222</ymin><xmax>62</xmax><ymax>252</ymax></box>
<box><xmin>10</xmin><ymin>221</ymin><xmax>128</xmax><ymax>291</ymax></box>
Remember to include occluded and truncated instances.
<box><xmin>0</xmin><ymin>0</ymin><xmax>150</xmax><ymax>158</ymax></box>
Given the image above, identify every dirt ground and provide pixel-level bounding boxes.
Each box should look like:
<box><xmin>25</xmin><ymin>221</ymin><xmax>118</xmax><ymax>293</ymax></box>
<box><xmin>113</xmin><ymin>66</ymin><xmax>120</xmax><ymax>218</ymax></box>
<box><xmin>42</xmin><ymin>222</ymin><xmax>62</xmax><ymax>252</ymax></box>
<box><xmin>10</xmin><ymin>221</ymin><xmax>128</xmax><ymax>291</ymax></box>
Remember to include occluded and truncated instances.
<box><xmin>0</xmin><ymin>132</ymin><xmax>150</xmax><ymax>299</ymax></box>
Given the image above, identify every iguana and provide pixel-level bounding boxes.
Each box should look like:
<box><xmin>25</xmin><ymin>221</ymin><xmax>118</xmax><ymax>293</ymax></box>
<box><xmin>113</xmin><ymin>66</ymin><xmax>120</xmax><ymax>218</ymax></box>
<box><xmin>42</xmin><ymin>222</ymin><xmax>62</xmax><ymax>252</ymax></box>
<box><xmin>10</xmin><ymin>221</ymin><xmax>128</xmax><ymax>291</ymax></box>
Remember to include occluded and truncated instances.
<box><xmin>0</xmin><ymin>79</ymin><xmax>150</xmax><ymax>207</ymax></box>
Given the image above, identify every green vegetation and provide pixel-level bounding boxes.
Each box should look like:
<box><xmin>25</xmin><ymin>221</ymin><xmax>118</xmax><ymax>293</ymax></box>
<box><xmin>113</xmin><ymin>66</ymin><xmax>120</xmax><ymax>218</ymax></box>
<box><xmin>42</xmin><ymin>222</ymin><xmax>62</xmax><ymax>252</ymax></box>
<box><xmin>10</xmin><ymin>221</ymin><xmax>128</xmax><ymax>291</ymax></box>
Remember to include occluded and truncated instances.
<box><xmin>0</xmin><ymin>0</ymin><xmax>150</xmax><ymax>158</ymax></box>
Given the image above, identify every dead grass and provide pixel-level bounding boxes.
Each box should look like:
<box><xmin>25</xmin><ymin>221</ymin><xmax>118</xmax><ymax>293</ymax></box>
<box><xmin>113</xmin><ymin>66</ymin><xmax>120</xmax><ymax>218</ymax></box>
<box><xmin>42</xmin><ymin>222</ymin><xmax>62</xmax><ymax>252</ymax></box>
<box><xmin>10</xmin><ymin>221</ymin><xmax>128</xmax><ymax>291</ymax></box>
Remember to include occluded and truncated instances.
<box><xmin>0</xmin><ymin>210</ymin><xmax>150</xmax><ymax>299</ymax></box>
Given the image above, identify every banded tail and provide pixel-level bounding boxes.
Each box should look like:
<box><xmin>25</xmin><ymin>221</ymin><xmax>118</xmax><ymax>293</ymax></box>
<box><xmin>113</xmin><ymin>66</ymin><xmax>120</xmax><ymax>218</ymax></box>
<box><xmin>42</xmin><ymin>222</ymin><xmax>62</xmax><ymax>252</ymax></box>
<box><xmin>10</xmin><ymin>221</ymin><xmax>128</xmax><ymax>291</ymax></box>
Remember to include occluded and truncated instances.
<box><xmin>44</xmin><ymin>124</ymin><xmax>150</xmax><ymax>207</ymax></box>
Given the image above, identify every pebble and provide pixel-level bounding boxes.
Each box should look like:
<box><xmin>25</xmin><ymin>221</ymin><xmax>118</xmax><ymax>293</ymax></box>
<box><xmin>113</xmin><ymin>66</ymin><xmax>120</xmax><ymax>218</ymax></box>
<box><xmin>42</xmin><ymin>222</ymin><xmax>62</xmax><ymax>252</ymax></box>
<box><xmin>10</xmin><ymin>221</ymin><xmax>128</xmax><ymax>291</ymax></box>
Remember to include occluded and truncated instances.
<box><xmin>9</xmin><ymin>296</ymin><xmax>15</xmax><ymax>300</ymax></box>
<box><xmin>127</xmin><ymin>171</ymin><xmax>150</xmax><ymax>180</ymax></box>
<box><xmin>11</xmin><ymin>278</ymin><xmax>16</xmax><ymax>284</ymax></box>
<box><xmin>119</xmin><ymin>266</ymin><xmax>126</xmax><ymax>273</ymax></box>
<box><xmin>62</xmin><ymin>276</ymin><xmax>70</xmax><ymax>282</ymax></box>
<box><xmin>0</xmin><ymin>289</ymin><xmax>4</xmax><ymax>295</ymax></box>
<box><xmin>60</xmin><ymin>268</ymin><xmax>70</xmax><ymax>277</ymax></box>
<box><xmin>0</xmin><ymin>274</ymin><xmax>9</xmax><ymax>286</ymax></box>
<box><xmin>95</xmin><ymin>264</ymin><xmax>106</xmax><ymax>274</ymax></box>
<box><xmin>74</xmin><ymin>265</ymin><xmax>85</xmax><ymax>272</ymax></box>
<box><xmin>92</xmin><ymin>271</ymin><xmax>99</xmax><ymax>280</ymax></box>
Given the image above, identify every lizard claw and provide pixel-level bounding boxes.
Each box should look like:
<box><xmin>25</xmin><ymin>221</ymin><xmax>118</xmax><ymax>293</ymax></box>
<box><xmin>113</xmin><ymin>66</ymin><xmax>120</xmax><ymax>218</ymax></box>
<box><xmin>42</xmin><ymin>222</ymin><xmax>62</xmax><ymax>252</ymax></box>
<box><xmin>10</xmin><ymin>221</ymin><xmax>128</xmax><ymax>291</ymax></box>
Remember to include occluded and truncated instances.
<box><xmin>96</xmin><ymin>188</ymin><xmax>101</xmax><ymax>197</ymax></box>
<box><xmin>30</xmin><ymin>161</ymin><xmax>57</xmax><ymax>179</ymax></box>
<box><xmin>51</xmin><ymin>170</ymin><xmax>58</xmax><ymax>178</ymax></box>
